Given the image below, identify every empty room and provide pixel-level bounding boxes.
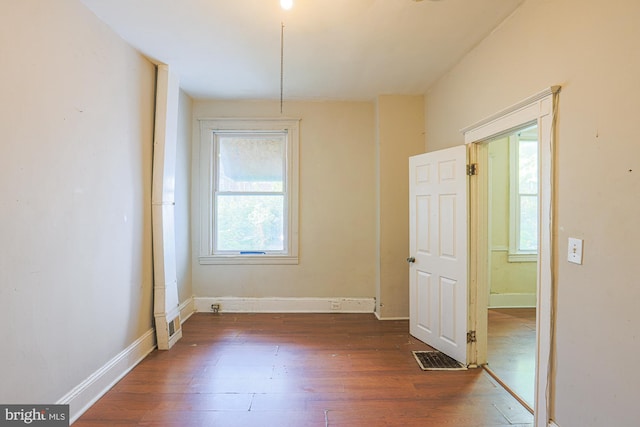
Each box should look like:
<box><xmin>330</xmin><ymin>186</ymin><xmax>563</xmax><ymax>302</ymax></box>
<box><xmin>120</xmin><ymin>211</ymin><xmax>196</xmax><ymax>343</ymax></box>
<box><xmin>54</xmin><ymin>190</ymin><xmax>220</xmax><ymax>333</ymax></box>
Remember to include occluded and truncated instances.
<box><xmin>1</xmin><ymin>1</ymin><xmax>639</xmax><ymax>426</ymax></box>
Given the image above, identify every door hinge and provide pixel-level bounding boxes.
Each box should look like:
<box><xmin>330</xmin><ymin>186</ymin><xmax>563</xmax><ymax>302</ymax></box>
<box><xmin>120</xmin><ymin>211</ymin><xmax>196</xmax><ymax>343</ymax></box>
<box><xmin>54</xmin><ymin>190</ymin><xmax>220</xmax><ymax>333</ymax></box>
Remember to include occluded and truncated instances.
<box><xmin>466</xmin><ymin>163</ymin><xmax>477</xmax><ymax>176</ymax></box>
<box><xmin>466</xmin><ymin>330</ymin><xmax>477</xmax><ymax>343</ymax></box>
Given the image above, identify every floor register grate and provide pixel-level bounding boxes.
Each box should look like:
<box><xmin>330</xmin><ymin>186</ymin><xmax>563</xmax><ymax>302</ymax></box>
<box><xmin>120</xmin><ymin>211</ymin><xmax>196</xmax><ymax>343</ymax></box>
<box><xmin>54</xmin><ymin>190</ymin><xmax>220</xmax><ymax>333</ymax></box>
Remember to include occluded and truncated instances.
<box><xmin>412</xmin><ymin>350</ymin><xmax>467</xmax><ymax>371</ymax></box>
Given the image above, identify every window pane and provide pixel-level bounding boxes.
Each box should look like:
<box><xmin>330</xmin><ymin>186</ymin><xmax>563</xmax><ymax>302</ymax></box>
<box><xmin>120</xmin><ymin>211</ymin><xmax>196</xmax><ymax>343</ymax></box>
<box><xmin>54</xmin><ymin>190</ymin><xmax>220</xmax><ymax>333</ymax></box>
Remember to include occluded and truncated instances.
<box><xmin>218</xmin><ymin>135</ymin><xmax>284</xmax><ymax>192</ymax></box>
<box><xmin>518</xmin><ymin>140</ymin><xmax>538</xmax><ymax>194</ymax></box>
<box><xmin>216</xmin><ymin>195</ymin><xmax>284</xmax><ymax>251</ymax></box>
<box><xmin>519</xmin><ymin>195</ymin><xmax>538</xmax><ymax>251</ymax></box>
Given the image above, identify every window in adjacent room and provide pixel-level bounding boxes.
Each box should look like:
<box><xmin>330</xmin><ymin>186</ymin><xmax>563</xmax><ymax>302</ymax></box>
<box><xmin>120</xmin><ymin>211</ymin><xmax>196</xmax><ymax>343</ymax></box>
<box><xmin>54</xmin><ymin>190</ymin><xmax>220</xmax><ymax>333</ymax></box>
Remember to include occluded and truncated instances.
<box><xmin>198</xmin><ymin>118</ymin><xmax>299</xmax><ymax>264</ymax></box>
<box><xmin>508</xmin><ymin>124</ymin><xmax>538</xmax><ymax>262</ymax></box>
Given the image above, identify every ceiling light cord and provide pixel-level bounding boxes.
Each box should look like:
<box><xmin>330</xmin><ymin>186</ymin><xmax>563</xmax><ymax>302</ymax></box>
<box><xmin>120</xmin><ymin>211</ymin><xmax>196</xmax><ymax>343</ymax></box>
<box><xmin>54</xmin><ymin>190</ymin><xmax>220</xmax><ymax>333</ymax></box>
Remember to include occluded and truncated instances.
<box><xmin>280</xmin><ymin>22</ymin><xmax>285</xmax><ymax>114</ymax></box>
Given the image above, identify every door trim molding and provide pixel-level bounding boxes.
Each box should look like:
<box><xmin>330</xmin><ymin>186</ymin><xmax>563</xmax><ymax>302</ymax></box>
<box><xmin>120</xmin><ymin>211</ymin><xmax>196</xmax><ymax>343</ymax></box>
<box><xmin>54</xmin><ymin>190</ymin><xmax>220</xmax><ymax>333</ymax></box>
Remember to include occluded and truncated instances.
<box><xmin>463</xmin><ymin>86</ymin><xmax>560</xmax><ymax>427</ymax></box>
<box><xmin>461</xmin><ymin>86</ymin><xmax>561</xmax><ymax>137</ymax></box>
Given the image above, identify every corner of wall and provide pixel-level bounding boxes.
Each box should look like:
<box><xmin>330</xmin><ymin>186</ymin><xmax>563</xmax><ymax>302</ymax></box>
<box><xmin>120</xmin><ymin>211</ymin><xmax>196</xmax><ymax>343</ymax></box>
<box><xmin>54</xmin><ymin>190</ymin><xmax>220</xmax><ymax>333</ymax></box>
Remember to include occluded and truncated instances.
<box><xmin>60</xmin><ymin>330</ymin><xmax>156</xmax><ymax>424</ymax></box>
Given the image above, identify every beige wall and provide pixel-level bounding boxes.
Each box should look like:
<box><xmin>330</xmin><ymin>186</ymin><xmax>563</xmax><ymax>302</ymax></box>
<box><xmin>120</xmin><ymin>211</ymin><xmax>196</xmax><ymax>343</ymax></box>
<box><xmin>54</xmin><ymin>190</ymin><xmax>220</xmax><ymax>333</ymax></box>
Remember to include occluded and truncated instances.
<box><xmin>376</xmin><ymin>95</ymin><xmax>425</xmax><ymax>318</ymax></box>
<box><xmin>488</xmin><ymin>138</ymin><xmax>536</xmax><ymax>297</ymax></box>
<box><xmin>191</xmin><ymin>100</ymin><xmax>377</xmax><ymax>299</ymax></box>
<box><xmin>490</xmin><ymin>251</ymin><xmax>536</xmax><ymax>295</ymax></box>
<box><xmin>0</xmin><ymin>0</ymin><xmax>155</xmax><ymax>406</ymax></box>
<box><xmin>425</xmin><ymin>0</ymin><xmax>640</xmax><ymax>425</ymax></box>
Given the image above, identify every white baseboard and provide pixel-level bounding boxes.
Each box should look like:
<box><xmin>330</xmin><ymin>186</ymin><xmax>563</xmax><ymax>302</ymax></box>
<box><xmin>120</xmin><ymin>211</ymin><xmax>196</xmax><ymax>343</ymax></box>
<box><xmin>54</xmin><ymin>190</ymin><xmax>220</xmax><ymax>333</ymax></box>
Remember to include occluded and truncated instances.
<box><xmin>194</xmin><ymin>297</ymin><xmax>375</xmax><ymax>314</ymax></box>
<box><xmin>489</xmin><ymin>292</ymin><xmax>536</xmax><ymax>308</ymax></box>
<box><xmin>59</xmin><ymin>328</ymin><xmax>156</xmax><ymax>424</ymax></box>
<box><xmin>179</xmin><ymin>296</ymin><xmax>195</xmax><ymax>323</ymax></box>
<box><xmin>549</xmin><ymin>421</ymin><xmax>560</xmax><ymax>427</ymax></box>
<box><xmin>374</xmin><ymin>311</ymin><xmax>409</xmax><ymax>321</ymax></box>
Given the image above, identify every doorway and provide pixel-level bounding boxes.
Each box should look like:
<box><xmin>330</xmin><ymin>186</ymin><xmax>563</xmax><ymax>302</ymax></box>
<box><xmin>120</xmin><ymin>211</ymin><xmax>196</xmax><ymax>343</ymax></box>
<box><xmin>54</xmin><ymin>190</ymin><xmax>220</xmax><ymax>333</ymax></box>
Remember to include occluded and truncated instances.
<box><xmin>464</xmin><ymin>86</ymin><xmax>559</xmax><ymax>427</ymax></box>
<box><xmin>409</xmin><ymin>86</ymin><xmax>559</xmax><ymax>427</ymax></box>
<box><xmin>484</xmin><ymin>124</ymin><xmax>539</xmax><ymax>411</ymax></box>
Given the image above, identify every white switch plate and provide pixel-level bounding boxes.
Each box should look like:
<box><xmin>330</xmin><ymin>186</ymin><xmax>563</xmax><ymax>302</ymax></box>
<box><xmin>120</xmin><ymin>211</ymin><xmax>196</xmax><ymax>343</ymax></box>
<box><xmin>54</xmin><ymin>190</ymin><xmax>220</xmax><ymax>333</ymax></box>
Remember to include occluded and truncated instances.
<box><xmin>568</xmin><ymin>238</ymin><xmax>583</xmax><ymax>264</ymax></box>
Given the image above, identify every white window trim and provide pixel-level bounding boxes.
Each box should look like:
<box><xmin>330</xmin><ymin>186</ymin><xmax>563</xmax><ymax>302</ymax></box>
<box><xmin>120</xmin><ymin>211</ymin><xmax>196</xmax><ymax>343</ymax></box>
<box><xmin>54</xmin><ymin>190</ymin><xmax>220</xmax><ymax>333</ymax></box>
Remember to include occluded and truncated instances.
<box><xmin>197</xmin><ymin>118</ymin><xmax>299</xmax><ymax>265</ymax></box>
<box><xmin>508</xmin><ymin>129</ymin><xmax>538</xmax><ymax>263</ymax></box>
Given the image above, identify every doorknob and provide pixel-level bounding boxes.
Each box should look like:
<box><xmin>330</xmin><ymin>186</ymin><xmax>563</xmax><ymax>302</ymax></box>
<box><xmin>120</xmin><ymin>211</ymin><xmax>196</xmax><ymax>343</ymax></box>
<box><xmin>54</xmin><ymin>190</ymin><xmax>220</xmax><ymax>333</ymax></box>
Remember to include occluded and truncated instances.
<box><xmin>406</xmin><ymin>257</ymin><xmax>416</xmax><ymax>263</ymax></box>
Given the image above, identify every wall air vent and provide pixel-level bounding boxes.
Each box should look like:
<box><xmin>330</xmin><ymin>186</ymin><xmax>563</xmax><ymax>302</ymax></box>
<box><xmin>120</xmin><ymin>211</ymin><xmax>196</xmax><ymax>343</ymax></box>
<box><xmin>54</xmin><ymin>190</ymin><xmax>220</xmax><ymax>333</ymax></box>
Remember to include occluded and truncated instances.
<box><xmin>168</xmin><ymin>317</ymin><xmax>180</xmax><ymax>337</ymax></box>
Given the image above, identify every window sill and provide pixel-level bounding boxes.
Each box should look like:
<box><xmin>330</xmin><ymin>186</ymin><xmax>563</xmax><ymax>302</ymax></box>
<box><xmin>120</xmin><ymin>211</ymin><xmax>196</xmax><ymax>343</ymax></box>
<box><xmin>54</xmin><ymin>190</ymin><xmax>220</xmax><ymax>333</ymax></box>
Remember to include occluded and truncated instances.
<box><xmin>198</xmin><ymin>255</ymin><xmax>299</xmax><ymax>265</ymax></box>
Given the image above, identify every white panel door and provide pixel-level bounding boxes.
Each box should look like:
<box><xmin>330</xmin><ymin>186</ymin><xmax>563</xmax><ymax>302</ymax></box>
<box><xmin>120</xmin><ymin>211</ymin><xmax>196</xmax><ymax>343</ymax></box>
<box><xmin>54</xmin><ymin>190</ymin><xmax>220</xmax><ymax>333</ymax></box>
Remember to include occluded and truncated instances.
<box><xmin>409</xmin><ymin>145</ymin><xmax>468</xmax><ymax>364</ymax></box>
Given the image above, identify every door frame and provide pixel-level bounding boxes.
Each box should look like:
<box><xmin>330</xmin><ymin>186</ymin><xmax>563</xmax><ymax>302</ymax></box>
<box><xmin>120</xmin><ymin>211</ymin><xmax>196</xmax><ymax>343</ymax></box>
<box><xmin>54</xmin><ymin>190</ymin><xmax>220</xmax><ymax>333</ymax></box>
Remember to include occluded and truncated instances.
<box><xmin>462</xmin><ymin>86</ymin><xmax>560</xmax><ymax>427</ymax></box>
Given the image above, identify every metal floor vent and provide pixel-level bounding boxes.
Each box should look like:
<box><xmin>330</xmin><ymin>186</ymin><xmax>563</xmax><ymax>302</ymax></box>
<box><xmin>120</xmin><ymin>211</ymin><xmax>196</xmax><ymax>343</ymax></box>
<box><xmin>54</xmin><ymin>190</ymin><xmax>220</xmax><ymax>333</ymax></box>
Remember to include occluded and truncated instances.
<box><xmin>412</xmin><ymin>351</ymin><xmax>467</xmax><ymax>371</ymax></box>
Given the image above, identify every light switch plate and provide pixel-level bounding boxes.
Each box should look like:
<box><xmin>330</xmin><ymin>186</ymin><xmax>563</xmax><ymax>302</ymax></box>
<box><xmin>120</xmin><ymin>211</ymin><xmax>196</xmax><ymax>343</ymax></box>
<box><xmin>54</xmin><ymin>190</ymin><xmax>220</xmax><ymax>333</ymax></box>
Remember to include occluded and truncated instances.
<box><xmin>568</xmin><ymin>238</ymin><xmax>583</xmax><ymax>264</ymax></box>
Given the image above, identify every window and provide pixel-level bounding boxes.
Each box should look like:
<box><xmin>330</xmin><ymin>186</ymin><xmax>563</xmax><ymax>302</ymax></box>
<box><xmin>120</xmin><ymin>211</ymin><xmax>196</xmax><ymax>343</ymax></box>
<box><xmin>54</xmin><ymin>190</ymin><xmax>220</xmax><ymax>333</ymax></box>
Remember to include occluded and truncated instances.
<box><xmin>508</xmin><ymin>124</ymin><xmax>538</xmax><ymax>262</ymax></box>
<box><xmin>198</xmin><ymin>118</ymin><xmax>299</xmax><ymax>264</ymax></box>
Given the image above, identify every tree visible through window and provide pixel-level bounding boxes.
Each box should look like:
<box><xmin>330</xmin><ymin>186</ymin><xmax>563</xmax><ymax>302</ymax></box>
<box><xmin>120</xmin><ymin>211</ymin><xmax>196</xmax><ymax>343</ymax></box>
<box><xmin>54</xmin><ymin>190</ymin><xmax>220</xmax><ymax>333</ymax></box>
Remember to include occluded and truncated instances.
<box><xmin>198</xmin><ymin>118</ymin><xmax>299</xmax><ymax>265</ymax></box>
<box><xmin>215</xmin><ymin>133</ymin><xmax>287</xmax><ymax>253</ymax></box>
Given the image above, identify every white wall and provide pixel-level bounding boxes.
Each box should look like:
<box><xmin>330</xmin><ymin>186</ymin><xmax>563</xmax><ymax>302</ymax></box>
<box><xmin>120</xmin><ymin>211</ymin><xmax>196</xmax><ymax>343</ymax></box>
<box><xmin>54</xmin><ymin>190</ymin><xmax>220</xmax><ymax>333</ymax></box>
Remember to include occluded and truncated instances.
<box><xmin>191</xmin><ymin>100</ymin><xmax>377</xmax><ymax>300</ymax></box>
<box><xmin>425</xmin><ymin>0</ymin><xmax>640</xmax><ymax>425</ymax></box>
<box><xmin>0</xmin><ymin>0</ymin><xmax>155</xmax><ymax>406</ymax></box>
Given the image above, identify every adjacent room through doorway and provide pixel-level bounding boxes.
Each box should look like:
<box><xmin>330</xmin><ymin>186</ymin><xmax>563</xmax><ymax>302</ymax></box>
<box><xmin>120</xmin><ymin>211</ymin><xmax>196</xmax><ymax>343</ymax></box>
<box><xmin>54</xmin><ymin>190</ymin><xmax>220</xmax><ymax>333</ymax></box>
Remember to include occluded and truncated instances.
<box><xmin>484</xmin><ymin>124</ymin><xmax>539</xmax><ymax>411</ymax></box>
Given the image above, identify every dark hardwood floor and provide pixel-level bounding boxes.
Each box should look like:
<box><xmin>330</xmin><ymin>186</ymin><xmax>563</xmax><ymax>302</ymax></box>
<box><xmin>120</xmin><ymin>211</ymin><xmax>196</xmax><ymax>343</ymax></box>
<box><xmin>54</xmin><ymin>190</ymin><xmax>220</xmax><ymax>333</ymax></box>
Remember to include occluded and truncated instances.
<box><xmin>487</xmin><ymin>308</ymin><xmax>536</xmax><ymax>409</ymax></box>
<box><xmin>75</xmin><ymin>313</ymin><xmax>533</xmax><ymax>426</ymax></box>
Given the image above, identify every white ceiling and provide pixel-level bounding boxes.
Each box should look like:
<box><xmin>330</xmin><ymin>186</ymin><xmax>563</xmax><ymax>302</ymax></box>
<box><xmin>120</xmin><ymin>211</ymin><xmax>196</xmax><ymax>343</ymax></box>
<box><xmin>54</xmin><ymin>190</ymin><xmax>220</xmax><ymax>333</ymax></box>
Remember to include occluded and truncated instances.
<box><xmin>81</xmin><ymin>0</ymin><xmax>524</xmax><ymax>101</ymax></box>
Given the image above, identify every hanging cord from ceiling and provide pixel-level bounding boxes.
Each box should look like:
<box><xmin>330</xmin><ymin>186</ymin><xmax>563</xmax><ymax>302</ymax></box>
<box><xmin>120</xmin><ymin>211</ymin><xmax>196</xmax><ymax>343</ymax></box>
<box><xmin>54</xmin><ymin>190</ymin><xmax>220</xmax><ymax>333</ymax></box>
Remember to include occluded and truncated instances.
<box><xmin>280</xmin><ymin>21</ymin><xmax>285</xmax><ymax>114</ymax></box>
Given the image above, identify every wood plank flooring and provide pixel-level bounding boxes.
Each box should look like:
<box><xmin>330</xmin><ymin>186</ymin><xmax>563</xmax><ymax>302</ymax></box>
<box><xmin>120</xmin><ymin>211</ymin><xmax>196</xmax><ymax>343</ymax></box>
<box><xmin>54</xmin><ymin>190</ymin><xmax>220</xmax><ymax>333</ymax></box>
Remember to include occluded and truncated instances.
<box><xmin>75</xmin><ymin>313</ymin><xmax>533</xmax><ymax>426</ymax></box>
<box><xmin>487</xmin><ymin>308</ymin><xmax>536</xmax><ymax>409</ymax></box>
